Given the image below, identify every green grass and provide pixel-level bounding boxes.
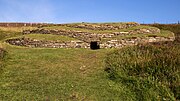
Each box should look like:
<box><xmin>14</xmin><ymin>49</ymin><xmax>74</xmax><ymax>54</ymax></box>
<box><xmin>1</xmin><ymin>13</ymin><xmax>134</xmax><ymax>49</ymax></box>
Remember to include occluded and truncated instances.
<box><xmin>0</xmin><ymin>30</ymin><xmax>22</xmax><ymax>41</ymax></box>
<box><xmin>0</xmin><ymin>45</ymin><xmax>137</xmax><ymax>100</ymax></box>
<box><xmin>0</xmin><ymin>48</ymin><xmax>6</xmax><ymax>82</ymax></box>
<box><xmin>0</xmin><ymin>27</ymin><xmax>37</xmax><ymax>32</ymax></box>
<box><xmin>105</xmin><ymin>44</ymin><xmax>180</xmax><ymax>100</ymax></box>
<box><xmin>22</xmin><ymin>34</ymin><xmax>79</xmax><ymax>42</ymax></box>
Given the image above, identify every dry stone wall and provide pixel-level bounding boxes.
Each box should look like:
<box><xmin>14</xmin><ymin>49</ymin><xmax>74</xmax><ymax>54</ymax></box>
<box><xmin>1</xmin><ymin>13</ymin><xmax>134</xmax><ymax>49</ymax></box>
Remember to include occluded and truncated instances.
<box><xmin>6</xmin><ymin>36</ymin><xmax>175</xmax><ymax>49</ymax></box>
<box><xmin>23</xmin><ymin>27</ymin><xmax>161</xmax><ymax>42</ymax></box>
<box><xmin>23</xmin><ymin>29</ymin><xmax>100</xmax><ymax>43</ymax></box>
<box><xmin>64</xmin><ymin>22</ymin><xmax>140</xmax><ymax>30</ymax></box>
<box><xmin>100</xmin><ymin>36</ymin><xmax>175</xmax><ymax>48</ymax></box>
<box><xmin>129</xmin><ymin>28</ymin><xmax>160</xmax><ymax>34</ymax></box>
<box><xmin>6</xmin><ymin>38</ymin><xmax>89</xmax><ymax>48</ymax></box>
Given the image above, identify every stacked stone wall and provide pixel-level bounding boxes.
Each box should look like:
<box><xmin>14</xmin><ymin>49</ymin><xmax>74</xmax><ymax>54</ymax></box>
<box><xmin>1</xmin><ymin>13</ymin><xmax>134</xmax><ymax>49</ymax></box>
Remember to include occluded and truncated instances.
<box><xmin>6</xmin><ymin>26</ymin><xmax>175</xmax><ymax>49</ymax></box>
<box><xmin>6</xmin><ymin>36</ymin><xmax>175</xmax><ymax>49</ymax></box>
<box><xmin>6</xmin><ymin>38</ymin><xmax>89</xmax><ymax>48</ymax></box>
<box><xmin>64</xmin><ymin>22</ymin><xmax>140</xmax><ymax>30</ymax></box>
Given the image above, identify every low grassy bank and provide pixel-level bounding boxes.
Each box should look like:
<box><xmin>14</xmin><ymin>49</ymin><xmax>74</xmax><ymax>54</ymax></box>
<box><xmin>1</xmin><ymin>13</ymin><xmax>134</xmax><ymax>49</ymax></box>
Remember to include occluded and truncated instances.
<box><xmin>148</xmin><ymin>24</ymin><xmax>180</xmax><ymax>43</ymax></box>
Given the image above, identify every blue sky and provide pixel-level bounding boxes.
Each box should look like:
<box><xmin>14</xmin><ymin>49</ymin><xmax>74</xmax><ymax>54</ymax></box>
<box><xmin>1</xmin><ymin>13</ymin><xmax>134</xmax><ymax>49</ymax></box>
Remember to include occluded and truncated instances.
<box><xmin>0</xmin><ymin>0</ymin><xmax>179</xmax><ymax>24</ymax></box>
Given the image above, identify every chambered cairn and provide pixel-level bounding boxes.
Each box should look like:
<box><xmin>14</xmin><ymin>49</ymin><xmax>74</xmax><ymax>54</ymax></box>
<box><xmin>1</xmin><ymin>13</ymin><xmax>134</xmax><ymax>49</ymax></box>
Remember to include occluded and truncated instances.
<box><xmin>6</xmin><ymin>22</ymin><xmax>175</xmax><ymax>49</ymax></box>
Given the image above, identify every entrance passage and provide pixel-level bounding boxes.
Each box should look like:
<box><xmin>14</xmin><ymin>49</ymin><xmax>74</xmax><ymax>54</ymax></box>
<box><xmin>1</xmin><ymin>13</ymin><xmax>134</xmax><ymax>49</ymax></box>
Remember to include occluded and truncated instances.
<box><xmin>90</xmin><ymin>41</ymin><xmax>100</xmax><ymax>50</ymax></box>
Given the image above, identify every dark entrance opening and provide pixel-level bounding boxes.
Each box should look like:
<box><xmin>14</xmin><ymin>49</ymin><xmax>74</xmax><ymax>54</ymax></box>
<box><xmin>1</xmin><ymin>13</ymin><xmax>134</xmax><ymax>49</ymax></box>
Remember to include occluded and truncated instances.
<box><xmin>90</xmin><ymin>41</ymin><xmax>100</xmax><ymax>50</ymax></box>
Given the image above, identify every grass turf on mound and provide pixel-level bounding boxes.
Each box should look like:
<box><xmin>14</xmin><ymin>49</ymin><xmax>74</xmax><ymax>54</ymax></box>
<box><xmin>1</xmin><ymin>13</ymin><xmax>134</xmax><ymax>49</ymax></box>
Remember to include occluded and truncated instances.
<box><xmin>0</xmin><ymin>27</ymin><xmax>37</xmax><ymax>32</ymax></box>
<box><xmin>22</xmin><ymin>34</ymin><xmax>79</xmax><ymax>42</ymax></box>
<box><xmin>0</xmin><ymin>31</ymin><xmax>21</xmax><ymax>41</ymax></box>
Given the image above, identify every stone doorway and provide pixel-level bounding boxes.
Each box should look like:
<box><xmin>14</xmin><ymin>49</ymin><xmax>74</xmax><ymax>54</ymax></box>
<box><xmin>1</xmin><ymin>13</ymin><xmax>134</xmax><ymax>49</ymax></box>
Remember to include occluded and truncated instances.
<box><xmin>90</xmin><ymin>41</ymin><xmax>100</xmax><ymax>50</ymax></box>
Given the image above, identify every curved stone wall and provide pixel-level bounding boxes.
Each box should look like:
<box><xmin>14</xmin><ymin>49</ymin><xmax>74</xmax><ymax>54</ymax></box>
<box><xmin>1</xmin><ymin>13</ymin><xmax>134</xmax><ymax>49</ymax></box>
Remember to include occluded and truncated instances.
<box><xmin>6</xmin><ymin>38</ymin><xmax>89</xmax><ymax>48</ymax></box>
<box><xmin>100</xmin><ymin>36</ymin><xmax>175</xmax><ymax>48</ymax></box>
<box><xmin>23</xmin><ymin>27</ymin><xmax>161</xmax><ymax>43</ymax></box>
<box><xmin>6</xmin><ymin>36</ymin><xmax>175</xmax><ymax>49</ymax></box>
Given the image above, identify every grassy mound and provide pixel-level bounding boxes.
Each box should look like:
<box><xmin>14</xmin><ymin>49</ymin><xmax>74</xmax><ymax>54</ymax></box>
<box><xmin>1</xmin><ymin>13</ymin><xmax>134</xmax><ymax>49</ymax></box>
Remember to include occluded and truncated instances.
<box><xmin>0</xmin><ymin>30</ymin><xmax>22</xmax><ymax>41</ymax></box>
<box><xmin>0</xmin><ymin>26</ymin><xmax>37</xmax><ymax>41</ymax></box>
<box><xmin>105</xmin><ymin>44</ymin><xmax>180</xmax><ymax>100</ymax></box>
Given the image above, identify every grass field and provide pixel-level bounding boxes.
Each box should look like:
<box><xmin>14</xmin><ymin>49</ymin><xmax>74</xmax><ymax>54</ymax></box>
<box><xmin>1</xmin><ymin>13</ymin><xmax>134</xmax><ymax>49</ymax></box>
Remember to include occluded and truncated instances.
<box><xmin>0</xmin><ymin>45</ymin><xmax>112</xmax><ymax>100</ymax></box>
<box><xmin>0</xmin><ymin>23</ymin><xmax>179</xmax><ymax>100</ymax></box>
<box><xmin>1</xmin><ymin>44</ymin><xmax>138</xmax><ymax>100</ymax></box>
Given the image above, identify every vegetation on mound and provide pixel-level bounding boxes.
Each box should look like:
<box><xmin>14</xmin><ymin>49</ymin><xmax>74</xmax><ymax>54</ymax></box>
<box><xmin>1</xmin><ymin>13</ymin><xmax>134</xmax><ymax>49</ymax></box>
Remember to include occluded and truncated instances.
<box><xmin>0</xmin><ymin>26</ymin><xmax>37</xmax><ymax>41</ymax></box>
<box><xmin>0</xmin><ymin>27</ymin><xmax>37</xmax><ymax>32</ymax></box>
<box><xmin>105</xmin><ymin>44</ymin><xmax>180</xmax><ymax>100</ymax></box>
<box><xmin>0</xmin><ymin>30</ymin><xmax>22</xmax><ymax>41</ymax></box>
<box><xmin>22</xmin><ymin>34</ymin><xmax>79</xmax><ymax>42</ymax></box>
